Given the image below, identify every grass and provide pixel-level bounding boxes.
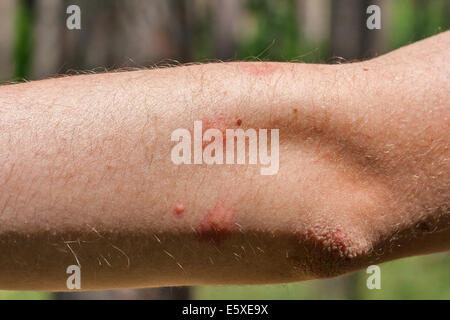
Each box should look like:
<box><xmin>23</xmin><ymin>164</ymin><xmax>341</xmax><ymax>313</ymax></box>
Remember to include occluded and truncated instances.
<box><xmin>195</xmin><ymin>252</ymin><xmax>450</xmax><ymax>299</ymax></box>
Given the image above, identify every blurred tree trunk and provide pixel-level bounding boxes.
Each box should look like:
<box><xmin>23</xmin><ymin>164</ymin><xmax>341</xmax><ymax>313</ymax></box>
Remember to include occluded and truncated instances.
<box><xmin>330</xmin><ymin>0</ymin><xmax>364</xmax><ymax>61</ymax></box>
<box><xmin>33</xmin><ymin>0</ymin><xmax>63</xmax><ymax>79</ymax></box>
<box><xmin>32</xmin><ymin>0</ymin><xmax>193</xmax><ymax>78</ymax></box>
<box><xmin>168</xmin><ymin>0</ymin><xmax>193</xmax><ymax>62</ymax></box>
<box><xmin>211</xmin><ymin>0</ymin><xmax>243</xmax><ymax>60</ymax></box>
<box><xmin>297</xmin><ymin>0</ymin><xmax>331</xmax><ymax>45</ymax></box>
<box><xmin>330</xmin><ymin>0</ymin><xmax>389</xmax><ymax>61</ymax></box>
<box><xmin>0</xmin><ymin>0</ymin><xmax>16</xmax><ymax>82</ymax></box>
<box><xmin>361</xmin><ymin>0</ymin><xmax>391</xmax><ymax>58</ymax></box>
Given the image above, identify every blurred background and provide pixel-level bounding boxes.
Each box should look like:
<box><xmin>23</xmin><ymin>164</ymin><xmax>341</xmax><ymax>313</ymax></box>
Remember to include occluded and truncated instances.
<box><xmin>0</xmin><ymin>0</ymin><xmax>448</xmax><ymax>299</ymax></box>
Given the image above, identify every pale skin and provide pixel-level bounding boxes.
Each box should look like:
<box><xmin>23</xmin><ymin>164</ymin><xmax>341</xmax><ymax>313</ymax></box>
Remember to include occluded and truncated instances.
<box><xmin>0</xmin><ymin>32</ymin><xmax>448</xmax><ymax>291</ymax></box>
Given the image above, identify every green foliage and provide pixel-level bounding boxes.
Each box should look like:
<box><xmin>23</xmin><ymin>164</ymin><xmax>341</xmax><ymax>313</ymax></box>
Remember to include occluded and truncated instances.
<box><xmin>236</xmin><ymin>0</ymin><xmax>301</xmax><ymax>61</ymax></box>
<box><xmin>14</xmin><ymin>0</ymin><xmax>34</xmax><ymax>80</ymax></box>
<box><xmin>0</xmin><ymin>290</ymin><xmax>52</xmax><ymax>300</ymax></box>
<box><xmin>195</xmin><ymin>252</ymin><xmax>450</xmax><ymax>299</ymax></box>
<box><xmin>389</xmin><ymin>0</ymin><xmax>448</xmax><ymax>50</ymax></box>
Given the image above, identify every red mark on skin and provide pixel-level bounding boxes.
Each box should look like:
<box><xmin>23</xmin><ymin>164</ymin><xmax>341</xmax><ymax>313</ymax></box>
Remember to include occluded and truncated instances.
<box><xmin>202</xmin><ymin>114</ymin><xmax>230</xmax><ymax>132</ymax></box>
<box><xmin>173</xmin><ymin>202</ymin><xmax>185</xmax><ymax>217</ymax></box>
<box><xmin>239</xmin><ymin>62</ymin><xmax>279</xmax><ymax>76</ymax></box>
<box><xmin>302</xmin><ymin>226</ymin><xmax>353</xmax><ymax>258</ymax></box>
<box><xmin>202</xmin><ymin>114</ymin><xmax>228</xmax><ymax>149</ymax></box>
<box><xmin>198</xmin><ymin>202</ymin><xmax>234</xmax><ymax>244</ymax></box>
<box><xmin>201</xmin><ymin>114</ymin><xmax>241</xmax><ymax>151</ymax></box>
<box><xmin>328</xmin><ymin>228</ymin><xmax>348</xmax><ymax>252</ymax></box>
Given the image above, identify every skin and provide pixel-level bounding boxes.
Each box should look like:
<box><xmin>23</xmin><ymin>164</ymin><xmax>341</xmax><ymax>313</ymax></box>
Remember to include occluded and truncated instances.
<box><xmin>0</xmin><ymin>31</ymin><xmax>448</xmax><ymax>291</ymax></box>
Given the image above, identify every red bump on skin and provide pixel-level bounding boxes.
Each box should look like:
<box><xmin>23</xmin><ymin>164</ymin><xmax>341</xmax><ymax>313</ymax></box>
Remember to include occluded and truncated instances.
<box><xmin>239</xmin><ymin>62</ymin><xmax>279</xmax><ymax>76</ymax></box>
<box><xmin>201</xmin><ymin>114</ymin><xmax>242</xmax><ymax>151</ymax></box>
<box><xmin>302</xmin><ymin>226</ymin><xmax>353</xmax><ymax>258</ymax></box>
<box><xmin>201</xmin><ymin>114</ymin><xmax>229</xmax><ymax>150</ymax></box>
<box><xmin>202</xmin><ymin>113</ymin><xmax>230</xmax><ymax>132</ymax></box>
<box><xmin>173</xmin><ymin>202</ymin><xmax>185</xmax><ymax>217</ymax></box>
<box><xmin>328</xmin><ymin>228</ymin><xmax>348</xmax><ymax>252</ymax></box>
<box><xmin>198</xmin><ymin>202</ymin><xmax>234</xmax><ymax>244</ymax></box>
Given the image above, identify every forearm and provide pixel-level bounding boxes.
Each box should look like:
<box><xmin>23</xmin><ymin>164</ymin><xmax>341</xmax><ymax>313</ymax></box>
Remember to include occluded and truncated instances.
<box><xmin>0</xmin><ymin>32</ymin><xmax>448</xmax><ymax>290</ymax></box>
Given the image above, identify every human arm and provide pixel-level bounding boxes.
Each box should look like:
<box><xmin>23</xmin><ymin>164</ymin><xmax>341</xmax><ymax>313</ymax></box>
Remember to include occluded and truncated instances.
<box><xmin>0</xmin><ymin>32</ymin><xmax>448</xmax><ymax>290</ymax></box>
